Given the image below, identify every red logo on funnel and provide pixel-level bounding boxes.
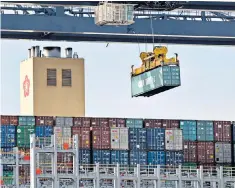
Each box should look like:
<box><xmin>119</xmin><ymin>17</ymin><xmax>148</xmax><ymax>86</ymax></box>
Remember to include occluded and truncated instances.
<box><xmin>23</xmin><ymin>75</ymin><xmax>30</xmax><ymax>97</ymax></box>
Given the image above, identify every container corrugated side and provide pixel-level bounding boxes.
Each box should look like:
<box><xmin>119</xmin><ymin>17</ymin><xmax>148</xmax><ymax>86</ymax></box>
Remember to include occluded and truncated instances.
<box><xmin>79</xmin><ymin>149</ymin><xmax>91</xmax><ymax>164</ymax></box>
<box><xmin>1</xmin><ymin>116</ymin><xmax>18</xmax><ymax>126</ymax></box>
<box><xmin>129</xmin><ymin>128</ymin><xmax>147</xmax><ymax>150</ymax></box>
<box><xmin>17</xmin><ymin>126</ymin><xmax>35</xmax><ymax>148</ymax></box>
<box><xmin>144</xmin><ymin>119</ymin><xmax>162</xmax><ymax>128</ymax></box>
<box><xmin>109</xmin><ymin>118</ymin><xmax>125</xmax><ymax>127</ymax></box>
<box><xmin>214</xmin><ymin>121</ymin><xmax>232</xmax><ymax>142</ymax></box>
<box><xmin>165</xmin><ymin>129</ymin><xmax>183</xmax><ymax>151</ymax></box>
<box><xmin>197</xmin><ymin>142</ymin><xmax>214</xmax><ymax>164</ymax></box>
<box><xmin>18</xmin><ymin>116</ymin><xmax>35</xmax><ymax>126</ymax></box>
<box><xmin>36</xmin><ymin>116</ymin><xmax>53</xmax><ymax>126</ymax></box>
<box><xmin>129</xmin><ymin>151</ymin><xmax>147</xmax><ymax>166</ymax></box>
<box><xmin>1</xmin><ymin>125</ymin><xmax>16</xmax><ymax>148</ymax></box>
<box><xmin>35</xmin><ymin>126</ymin><xmax>53</xmax><ymax>137</ymax></box>
<box><xmin>147</xmin><ymin>151</ymin><xmax>165</xmax><ymax>165</ymax></box>
<box><xmin>146</xmin><ymin>128</ymin><xmax>165</xmax><ymax>151</ymax></box>
<box><xmin>180</xmin><ymin>120</ymin><xmax>197</xmax><ymax>141</ymax></box>
<box><xmin>183</xmin><ymin>141</ymin><xmax>197</xmax><ymax>163</ymax></box>
<box><xmin>197</xmin><ymin>121</ymin><xmax>214</xmax><ymax>141</ymax></box>
<box><xmin>110</xmin><ymin>150</ymin><xmax>129</xmax><ymax>165</ymax></box>
<box><xmin>92</xmin><ymin>150</ymin><xmax>110</xmax><ymax>164</ymax></box>
<box><xmin>131</xmin><ymin>66</ymin><xmax>181</xmax><ymax>97</ymax></box>
<box><xmin>92</xmin><ymin>127</ymin><xmax>110</xmax><ymax>149</ymax></box>
<box><xmin>126</xmin><ymin>118</ymin><xmax>143</xmax><ymax>128</ymax></box>
<box><xmin>73</xmin><ymin>117</ymin><xmax>91</xmax><ymax>127</ymax></box>
<box><xmin>215</xmin><ymin>142</ymin><xmax>232</xmax><ymax>164</ymax></box>
<box><xmin>162</xmin><ymin>120</ymin><xmax>179</xmax><ymax>129</ymax></box>
<box><xmin>166</xmin><ymin>151</ymin><xmax>183</xmax><ymax>166</ymax></box>
<box><xmin>71</xmin><ymin>127</ymin><xmax>91</xmax><ymax>149</ymax></box>
<box><xmin>111</xmin><ymin>128</ymin><xmax>129</xmax><ymax>150</ymax></box>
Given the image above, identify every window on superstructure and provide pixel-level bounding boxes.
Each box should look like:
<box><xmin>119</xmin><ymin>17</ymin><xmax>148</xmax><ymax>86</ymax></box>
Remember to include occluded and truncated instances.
<box><xmin>62</xmin><ymin>69</ymin><xmax>72</xmax><ymax>86</ymax></box>
<box><xmin>47</xmin><ymin>69</ymin><xmax>57</xmax><ymax>86</ymax></box>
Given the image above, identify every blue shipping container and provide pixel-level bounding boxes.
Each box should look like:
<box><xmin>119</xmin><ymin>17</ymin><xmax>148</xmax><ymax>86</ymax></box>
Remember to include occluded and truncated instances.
<box><xmin>129</xmin><ymin>128</ymin><xmax>147</xmax><ymax>150</ymax></box>
<box><xmin>111</xmin><ymin>150</ymin><xmax>129</xmax><ymax>165</ymax></box>
<box><xmin>147</xmin><ymin>128</ymin><xmax>165</xmax><ymax>150</ymax></box>
<box><xmin>197</xmin><ymin>121</ymin><xmax>214</xmax><ymax>141</ymax></box>
<box><xmin>0</xmin><ymin>125</ymin><xmax>16</xmax><ymax>148</ymax></box>
<box><xmin>166</xmin><ymin>151</ymin><xmax>183</xmax><ymax>166</ymax></box>
<box><xmin>126</xmin><ymin>119</ymin><xmax>143</xmax><ymax>128</ymax></box>
<box><xmin>18</xmin><ymin>116</ymin><xmax>35</xmax><ymax>126</ymax></box>
<box><xmin>79</xmin><ymin>149</ymin><xmax>91</xmax><ymax>164</ymax></box>
<box><xmin>36</xmin><ymin>126</ymin><xmax>53</xmax><ymax>137</ymax></box>
<box><xmin>130</xmin><ymin>151</ymin><xmax>147</xmax><ymax>166</ymax></box>
<box><xmin>93</xmin><ymin>150</ymin><xmax>110</xmax><ymax>164</ymax></box>
<box><xmin>180</xmin><ymin>120</ymin><xmax>197</xmax><ymax>141</ymax></box>
<box><xmin>147</xmin><ymin>151</ymin><xmax>166</xmax><ymax>165</ymax></box>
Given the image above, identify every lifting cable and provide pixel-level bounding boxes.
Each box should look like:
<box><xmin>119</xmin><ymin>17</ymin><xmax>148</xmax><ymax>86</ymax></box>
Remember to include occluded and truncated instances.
<box><xmin>150</xmin><ymin>12</ymin><xmax>155</xmax><ymax>49</ymax></box>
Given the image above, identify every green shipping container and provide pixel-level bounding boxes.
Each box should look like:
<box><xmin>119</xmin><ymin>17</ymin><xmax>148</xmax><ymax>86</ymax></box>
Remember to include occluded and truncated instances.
<box><xmin>131</xmin><ymin>66</ymin><xmax>181</xmax><ymax>97</ymax></box>
<box><xmin>182</xmin><ymin>163</ymin><xmax>197</xmax><ymax>169</ymax></box>
<box><xmin>17</xmin><ymin>126</ymin><xmax>35</xmax><ymax>148</ymax></box>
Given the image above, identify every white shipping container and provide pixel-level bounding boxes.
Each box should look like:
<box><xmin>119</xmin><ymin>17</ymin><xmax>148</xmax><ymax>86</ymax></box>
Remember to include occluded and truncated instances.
<box><xmin>54</xmin><ymin>127</ymin><xmax>72</xmax><ymax>149</ymax></box>
<box><xmin>111</xmin><ymin>128</ymin><xmax>129</xmax><ymax>150</ymax></box>
<box><xmin>95</xmin><ymin>2</ymin><xmax>134</xmax><ymax>26</ymax></box>
<box><xmin>165</xmin><ymin>129</ymin><xmax>183</xmax><ymax>151</ymax></box>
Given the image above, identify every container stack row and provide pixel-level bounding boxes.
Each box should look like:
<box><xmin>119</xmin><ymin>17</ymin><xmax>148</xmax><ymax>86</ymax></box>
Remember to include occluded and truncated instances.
<box><xmin>1</xmin><ymin>116</ymin><xmax>235</xmax><ymax>168</ymax></box>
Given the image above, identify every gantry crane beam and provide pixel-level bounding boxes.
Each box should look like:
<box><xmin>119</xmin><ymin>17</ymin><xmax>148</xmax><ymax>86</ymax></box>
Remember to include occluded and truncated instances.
<box><xmin>2</xmin><ymin>1</ymin><xmax>235</xmax><ymax>11</ymax></box>
<box><xmin>1</xmin><ymin>12</ymin><xmax>235</xmax><ymax>46</ymax></box>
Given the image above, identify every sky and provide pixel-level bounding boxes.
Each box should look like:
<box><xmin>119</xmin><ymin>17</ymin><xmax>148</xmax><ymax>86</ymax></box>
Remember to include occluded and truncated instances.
<box><xmin>1</xmin><ymin>40</ymin><xmax>235</xmax><ymax>121</ymax></box>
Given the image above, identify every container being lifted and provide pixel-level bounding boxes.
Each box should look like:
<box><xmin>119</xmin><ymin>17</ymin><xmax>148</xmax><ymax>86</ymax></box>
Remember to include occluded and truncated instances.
<box><xmin>95</xmin><ymin>2</ymin><xmax>135</xmax><ymax>26</ymax></box>
<box><xmin>131</xmin><ymin>46</ymin><xmax>180</xmax><ymax>97</ymax></box>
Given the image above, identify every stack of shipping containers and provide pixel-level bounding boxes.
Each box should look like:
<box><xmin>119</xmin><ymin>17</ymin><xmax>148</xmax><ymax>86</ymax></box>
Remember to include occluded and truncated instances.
<box><xmin>1</xmin><ymin>115</ymin><xmax>235</xmax><ymax>186</ymax></box>
<box><xmin>110</xmin><ymin>118</ymin><xmax>129</xmax><ymax>165</ymax></box>
<box><xmin>91</xmin><ymin>118</ymin><xmax>111</xmax><ymax>164</ymax></box>
<box><xmin>145</xmin><ymin>119</ymin><xmax>165</xmax><ymax>166</ymax></box>
<box><xmin>72</xmin><ymin>117</ymin><xmax>91</xmax><ymax>164</ymax></box>
<box><xmin>54</xmin><ymin>117</ymin><xmax>73</xmax><ymax>173</ymax></box>
<box><xmin>17</xmin><ymin>116</ymin><xmax>35</xmax><ymax>186</ymax></box>
<box><xmin>164</xmin><ymin>120</ymin><xmax>183</xmax><ymax>167</ymax></box>
<box><xmin>214</xmin><ymin>121</ymin><xmax>232</xmax><ymax>167</ymax></box>
<box><xmin>127</xmin><ymin>118</ymin><xmax>147</xmax><ymax>166</ymax></box>
<box><xmin>181</xmin><ymin>120</ymin><xmax>197</xmax><ymax>168</ymax></box>
<box><xmin>0</xmin><ymin>116</ymin><xmax>18</xmax><ymax>186</ymax></box>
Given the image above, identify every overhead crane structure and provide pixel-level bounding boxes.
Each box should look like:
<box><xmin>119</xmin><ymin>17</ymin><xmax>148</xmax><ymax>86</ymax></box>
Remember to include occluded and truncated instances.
<box><xmin>1</xmin><ymin>1</ymin><xmax>235</xmax><ymax>45</ymax></box>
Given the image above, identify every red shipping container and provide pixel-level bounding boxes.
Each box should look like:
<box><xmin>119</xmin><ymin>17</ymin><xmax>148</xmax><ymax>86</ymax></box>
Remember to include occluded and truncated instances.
<box><xmin>91</xmin><ymin>118</ymin><xmax>100</xmax><ymax>127</ymax></box>
<box><xmin>1</xmin><ymin>116</ymin><xmax>10</xmax><ymax>125</ymax></box>
<box><xmin>109</xmin><ymin>118</ymin><xmax>125</xmax><ymax>127</ymax></box>
<box><xmin>92</xmin><ymin>127</ymin><xmax>110</xmax><ymax>149</ymax></box>
<box><xmin>100</xmin><ymin>118</ymin><xmax>109</xmax><ymax>127</ymax></box>
<box><xmin>144</xmin><ymin>119</ymin><xmax>162</xmax><ymax>128</ymax></box>
<box><xmin>36</xmin><ymin>116</ymin><xmax>54</xmax><ymax>126</ymax></box>
<box><xmin>73</xmin><ymin>117</ymin><xmax>91</xmax><ymax>127</ymax></box>
<box><xmin>71</xmin><ymin>127</ymin><xmax>91</xmax><ymax>149</ymax></box>
<box><xmin>197</xmin><ymin>142</ymin><xmax>215</xmax><ymax>164</ymax></box>
<box><xmin>9</xmin><ymin>116</ymin><xmax>18</xmax><ymax>125</ymax></box>
<box><xmin>214</xmin><ymin>121</ymin><xmax>231</xmax><ymax>142</ymax></box>
<box><xmin>183</xmin><ymin>141</ymin><xmax>197</xmax><ymax>163</ymax></box>
<box><xmin>162</xmin><ymin>120</ymin><xmax>179</xmax><ymax>128</ymax></box>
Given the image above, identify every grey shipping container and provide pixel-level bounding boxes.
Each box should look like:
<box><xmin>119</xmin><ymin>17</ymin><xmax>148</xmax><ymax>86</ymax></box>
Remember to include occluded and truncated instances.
<box><xmin>131</xmin><ymin>65</ymin><xmax>181</xmax><ymax>97</ymax></box>
<box><xmin>215</xmin><ymin>142</ymin><xmax>232</xmax><ymax>164</ymax></box>
<box><xmin>165</xmin><ymin>129</ymin><xmax>183</xmax><ymax>151</ymax></box>
<box><xmin>110</xmin><ymin>128</ymin><xmax>129</xmax><ymax>150</ymax></box>
<box><xmin>56</xmin><ymin>117</ymin><xmax>73</xmax><ymax>127</ymax></box>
